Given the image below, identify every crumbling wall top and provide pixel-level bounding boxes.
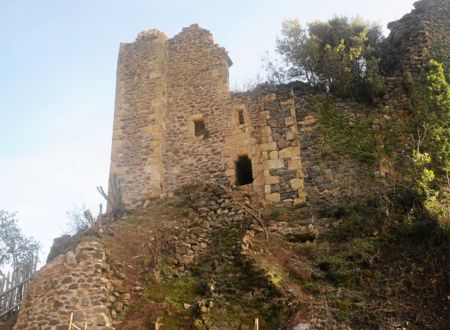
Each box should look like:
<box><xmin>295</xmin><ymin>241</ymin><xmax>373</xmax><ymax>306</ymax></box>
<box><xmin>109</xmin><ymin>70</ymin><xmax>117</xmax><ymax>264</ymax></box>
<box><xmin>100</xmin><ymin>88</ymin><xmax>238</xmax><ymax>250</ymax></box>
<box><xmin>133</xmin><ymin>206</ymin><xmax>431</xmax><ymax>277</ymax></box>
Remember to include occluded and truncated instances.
<box><xmin>169</xmin><ymin>24</ymin><xmax>232</xmax><ymax>66</ymax></box>
<box><xmin>384</xmin><ymin>0</ymin><xmax>450</xmax><ymax>74</ymax></box>
<box><xmin>136</xmin><ymin>28</ymin><xmax>168</xmax><ymax>42</ymax></box>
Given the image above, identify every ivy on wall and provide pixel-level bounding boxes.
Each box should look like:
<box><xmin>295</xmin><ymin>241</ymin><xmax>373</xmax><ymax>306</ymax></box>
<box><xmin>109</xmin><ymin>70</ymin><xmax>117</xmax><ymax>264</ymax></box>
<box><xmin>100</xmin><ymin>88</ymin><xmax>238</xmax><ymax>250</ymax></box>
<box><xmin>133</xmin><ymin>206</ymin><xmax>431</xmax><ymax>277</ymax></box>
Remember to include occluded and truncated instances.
<box><xmin>431</xmin><ymin>43</ymin><xmax>450</xmax><ymax>82</ymax></box>
<box><xmin>411</xmin><ymin>60</ymin><xmax>450</xmax><ymax>230</ymax></box>
<box><xmin>309</xmin><ymin>96</ymin><xmax>380</xmax><ymax>166</ymax></box>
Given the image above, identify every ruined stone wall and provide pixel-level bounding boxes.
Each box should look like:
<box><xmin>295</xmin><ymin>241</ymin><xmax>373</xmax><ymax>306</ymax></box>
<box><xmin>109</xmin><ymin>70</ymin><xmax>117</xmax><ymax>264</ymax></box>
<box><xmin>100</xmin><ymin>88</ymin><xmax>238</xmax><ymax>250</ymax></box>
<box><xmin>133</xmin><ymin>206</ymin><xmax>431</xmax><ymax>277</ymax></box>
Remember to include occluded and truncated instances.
<box><xmin>385</xmin><ymin>0</ymin><xmax>450</xmax><ymax>74</ymax></box>
<box><xmin>237</xmin><ymin>82</ymin><xmax>402</xmax><ymax>208</ymax></box>
<box><xmin>260</xmin><ymin>91</ymin><xmax>305</xmax><ymax>205</ymax></box>
<box><xmin>109</xmin><ymin>30</ymin><xmax>168</xmax><ymax>208</ymax></box>
<box><xmin>106</xmin><ymin>21</ymin><xmax>403</xmax><ymax>211</ymax></box>
<box><xmin>107</xmin><ymin>0</ymin><xmax>449</xmax><ymax>210</ymax></box>
<box><xmin>163</xmin><ymin>25</ymin><xmax>233</xmax><ymax>194</ymax></box>
<box><xmin>14</xmin><ymin>240</ymin><xmax>115</xmax><ymax>330</ymax></box>
<box><xmin>108</xmin><ymin>25</ymin><xmax>306</xmax><ymax>208</ymax></box>
<box><xmin>225</xmin><ymin>95</ymin><xmax>265</xmax><ymax>196</ymax></box>
<box><xmin>228</xmin><ymin>90</ymin><xmax>306</xmax><ymax>205</ymax></box>
<box><xmin>296</xmin><ymin>96</ymin><xmax>377</xmax><ymax>206</ymax></box>
<box><xmin>294</xmin><ymin>87</ymin><xmax>400</xmax><ymax>207</ymax></box>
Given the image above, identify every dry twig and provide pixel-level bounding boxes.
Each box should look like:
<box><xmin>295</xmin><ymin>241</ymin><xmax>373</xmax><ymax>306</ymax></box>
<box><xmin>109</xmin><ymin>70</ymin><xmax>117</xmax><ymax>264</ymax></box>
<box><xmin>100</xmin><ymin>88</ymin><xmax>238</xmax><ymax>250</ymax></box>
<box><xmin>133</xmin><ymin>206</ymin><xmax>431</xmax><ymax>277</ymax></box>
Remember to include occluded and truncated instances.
<box><xmin>236</xmin><ymin>201</ymin><xmax>269</xmax><ymax>242</ymax></box>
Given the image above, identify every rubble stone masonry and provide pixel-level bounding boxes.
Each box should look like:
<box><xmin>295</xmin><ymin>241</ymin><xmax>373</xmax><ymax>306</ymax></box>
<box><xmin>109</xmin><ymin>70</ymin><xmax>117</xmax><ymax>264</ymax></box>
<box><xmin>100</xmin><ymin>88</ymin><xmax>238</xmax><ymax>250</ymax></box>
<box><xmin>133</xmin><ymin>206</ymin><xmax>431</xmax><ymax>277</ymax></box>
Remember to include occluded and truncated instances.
<box><xmin>14</xmin><ymin>241</ymin><xmax>115</xmax><ymax>330</ymax></box>
<box><xmin>385</xmin><ymin>0</ymin><xmax>450</xmax><ymax>74</ymax></box>
<box><xmin>109</xmin><ymin>24</ymin><xmax>306</xmax><ymax>209</ymax></box>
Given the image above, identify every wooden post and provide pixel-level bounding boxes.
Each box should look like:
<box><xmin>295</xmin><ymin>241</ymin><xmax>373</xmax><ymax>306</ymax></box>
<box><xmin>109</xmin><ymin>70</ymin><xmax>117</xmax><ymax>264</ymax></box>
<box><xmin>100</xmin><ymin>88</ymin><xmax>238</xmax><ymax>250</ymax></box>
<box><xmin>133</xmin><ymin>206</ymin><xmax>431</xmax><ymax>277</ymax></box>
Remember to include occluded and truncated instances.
<box><xmin>155</xmin><ymin>316</ymin><xmax>162</xmax><ymax>330</ymax></box>
<box><xmin>68</xmin><ymin>312</ymin><xmax>74</xmax><ymax>330</ymax></box>
<box><xmin>254</xmin><ymin>318</ymin><xmax>259</xmax><ymax>330</ymax></box>
<box><xmin>0</xmin><ymin>257</ymin><xmax>37</xmax><ymax>317</ymax></box>
<box><xmin>4</xmin><ymin>272</ymin><xmax>11</xmax><ymax>311</ymax></box>
<box><xmin>67</xmin><ymin>313</ymin><xmax>87</xmax><ymax>330</ymax></box>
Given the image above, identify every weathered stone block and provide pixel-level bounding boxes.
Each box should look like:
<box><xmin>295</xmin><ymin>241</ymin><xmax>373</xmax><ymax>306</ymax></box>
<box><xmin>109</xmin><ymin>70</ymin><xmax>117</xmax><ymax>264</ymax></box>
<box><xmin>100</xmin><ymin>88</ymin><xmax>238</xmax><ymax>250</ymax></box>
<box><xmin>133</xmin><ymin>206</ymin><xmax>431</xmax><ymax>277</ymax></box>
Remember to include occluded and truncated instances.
<box><xmin>269</xmin><ymin>151</ymin><xmax>278</xmax><ymax>159</ymax></box>
<box><xmin>288</xmin><ymin>159</ymin><xmax>302</xmax><ymax>171</ymax></box>
<box><xmin>264</xmin><ymin>159</ymin><xmax>284</xmax><ymax>170</ymax></box>
<box><xmin>265</xmin><ymin>193</ymin><xmax>281</xmax><ymax>203</ymax></box>
<box><xmin>261</xmin><ymin>142</ymin><xmax>277</xmax><ymax>151</ymax></box>
<box><xmin>285</xmin><ymin>116</ymin><xmax>295</xmax><ymax>126</ymax></box>
<box><xmin>264</xmin><ymin>176</ymin><xmax>279</xmax><ymax>185</ymax></box>
<box><xmin>263</xmin><ymin>93</ymin><xmax>276</xmax><ymax>102</ymax></box>
<box><xmin>279</xmin><ymin>147</ymin><xmax>300</xmax><ymax>159</ymax></box>
<box><xmin>112</xmin><ymin>167</ymin><xmax>127</xmax><ymax>176</ymax></box>
<box><xmin>290</xmin><ymin>178</ymin><xmax>304</xmax><ymax>190</ymax></box>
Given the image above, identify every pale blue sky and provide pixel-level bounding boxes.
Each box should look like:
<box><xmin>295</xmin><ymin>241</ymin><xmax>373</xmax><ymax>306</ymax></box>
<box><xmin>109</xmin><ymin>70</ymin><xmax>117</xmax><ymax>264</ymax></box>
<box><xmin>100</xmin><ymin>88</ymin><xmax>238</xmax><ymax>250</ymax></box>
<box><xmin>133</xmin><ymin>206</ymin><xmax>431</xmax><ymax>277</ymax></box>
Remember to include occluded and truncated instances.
<box><xmin>0</xmin><ymin>0</ymin><xmax>417</xmax><ymax>261</ymax></box>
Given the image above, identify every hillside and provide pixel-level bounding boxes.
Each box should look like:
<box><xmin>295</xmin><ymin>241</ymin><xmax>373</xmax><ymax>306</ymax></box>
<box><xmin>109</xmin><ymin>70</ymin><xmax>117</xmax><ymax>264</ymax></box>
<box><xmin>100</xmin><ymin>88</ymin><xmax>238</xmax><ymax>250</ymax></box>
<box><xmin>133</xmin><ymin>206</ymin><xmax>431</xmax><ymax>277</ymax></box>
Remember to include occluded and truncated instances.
<box><xmin>7</xmin><ymin>184</ymin><xmax>448</xmax><ymax>329</ymax></box>
<box><xmin>2</xmin><ymin>0</ymin><xmax>450</xmax><ymax>329</ymax></box>
<box><xmin>107</xmin><ymin>186</ymin><xmax>449</xmax><ymax>329</ymax></box>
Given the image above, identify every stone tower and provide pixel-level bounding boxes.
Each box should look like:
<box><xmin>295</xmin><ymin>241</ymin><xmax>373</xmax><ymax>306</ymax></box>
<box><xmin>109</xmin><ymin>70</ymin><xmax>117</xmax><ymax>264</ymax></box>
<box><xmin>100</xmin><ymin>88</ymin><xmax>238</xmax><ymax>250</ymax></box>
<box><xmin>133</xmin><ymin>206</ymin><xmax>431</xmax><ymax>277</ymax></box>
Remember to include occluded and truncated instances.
<box><xmin>109</xmin><ymin>24</ymin><xmax>306</xmax><ymax>209</ymax></box>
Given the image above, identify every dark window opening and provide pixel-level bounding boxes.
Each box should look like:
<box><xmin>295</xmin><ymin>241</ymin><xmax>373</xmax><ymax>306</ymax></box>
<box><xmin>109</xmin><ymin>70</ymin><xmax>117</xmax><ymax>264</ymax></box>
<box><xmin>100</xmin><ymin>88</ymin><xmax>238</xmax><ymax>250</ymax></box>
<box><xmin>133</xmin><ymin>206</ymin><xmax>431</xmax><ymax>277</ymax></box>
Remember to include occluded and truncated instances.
<box><xmin>194</xmin><ymin>119</ymin><xmax>208</xmax><ymax>137</ymax></box>
<box><xmin>238</xmin><ymin>110</ymin><xmax>245</xmax><ymax>125</ymax></box>
<box><xmin>235</xmin><ymin>155</ymin><xmax>254</xmax><ymax>186</ymax></box>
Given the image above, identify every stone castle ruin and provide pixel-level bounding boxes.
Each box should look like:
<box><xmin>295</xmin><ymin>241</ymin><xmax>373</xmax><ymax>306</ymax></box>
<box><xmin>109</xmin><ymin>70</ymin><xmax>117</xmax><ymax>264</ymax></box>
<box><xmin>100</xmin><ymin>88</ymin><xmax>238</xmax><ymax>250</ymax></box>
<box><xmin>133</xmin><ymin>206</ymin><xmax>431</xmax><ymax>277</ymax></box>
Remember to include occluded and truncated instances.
<box><xmin>109</xmin><ymin>24</ymin><xmax>306</xmax><ymax>208</ymax></box>
<box><xmin>108</xmin><ymin>0</ymin><xmax>450</xmax><ymax>211</ymax></box>
<box><xmin>10</xmin><ymin>0</ymin><xmax>450</xmax><ymax>329</ymax></box>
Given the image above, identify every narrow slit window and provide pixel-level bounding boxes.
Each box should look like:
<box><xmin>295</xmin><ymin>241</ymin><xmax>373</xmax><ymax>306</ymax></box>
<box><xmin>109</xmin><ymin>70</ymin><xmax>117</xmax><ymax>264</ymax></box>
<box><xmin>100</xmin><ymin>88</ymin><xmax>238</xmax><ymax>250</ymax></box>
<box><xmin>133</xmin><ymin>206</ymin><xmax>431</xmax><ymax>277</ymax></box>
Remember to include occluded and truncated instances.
<box><xmin>194</xmin><ymin>119</ymin><xmax>208</xmax><ymax>137</ymax></box>
<box><xmin>235</xmin><ymin>155</ymin><xmax>254</xmax><ymax>186</ymax></box>
<box><xmin>238</xmin><ymin>110</ymin><xmax>245</xmax><ymax>125</ymax></box>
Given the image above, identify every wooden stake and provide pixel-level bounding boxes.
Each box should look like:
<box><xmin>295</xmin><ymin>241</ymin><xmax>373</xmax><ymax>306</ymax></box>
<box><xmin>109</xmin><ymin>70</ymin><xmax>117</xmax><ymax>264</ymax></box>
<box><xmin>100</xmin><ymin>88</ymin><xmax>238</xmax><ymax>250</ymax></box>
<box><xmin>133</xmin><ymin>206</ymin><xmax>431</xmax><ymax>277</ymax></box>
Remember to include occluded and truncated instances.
<box><xmin>68</xmin><ymin>313</ymin><xmax>73</xmax><ymax>330</ymax></box>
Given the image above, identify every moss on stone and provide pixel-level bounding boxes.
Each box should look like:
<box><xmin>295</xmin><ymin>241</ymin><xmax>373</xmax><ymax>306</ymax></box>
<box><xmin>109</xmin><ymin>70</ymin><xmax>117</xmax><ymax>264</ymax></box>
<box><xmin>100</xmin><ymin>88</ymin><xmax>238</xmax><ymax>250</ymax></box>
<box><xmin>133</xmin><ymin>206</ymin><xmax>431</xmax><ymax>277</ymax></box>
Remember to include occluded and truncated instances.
<box><xmin>309</xmin><ymin>95</ymin><xmax>380</xmax><ymax>166</ymax></box>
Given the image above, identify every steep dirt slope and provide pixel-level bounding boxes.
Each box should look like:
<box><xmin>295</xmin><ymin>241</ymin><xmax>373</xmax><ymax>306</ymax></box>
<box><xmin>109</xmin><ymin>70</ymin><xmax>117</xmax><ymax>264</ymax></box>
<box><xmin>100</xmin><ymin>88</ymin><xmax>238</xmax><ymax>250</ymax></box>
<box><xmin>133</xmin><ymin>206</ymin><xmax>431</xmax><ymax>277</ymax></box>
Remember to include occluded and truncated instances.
<box><xmin>101</xmin><ymin>186</ymin><xmax>449</xmax><ymax>329</ymax></box>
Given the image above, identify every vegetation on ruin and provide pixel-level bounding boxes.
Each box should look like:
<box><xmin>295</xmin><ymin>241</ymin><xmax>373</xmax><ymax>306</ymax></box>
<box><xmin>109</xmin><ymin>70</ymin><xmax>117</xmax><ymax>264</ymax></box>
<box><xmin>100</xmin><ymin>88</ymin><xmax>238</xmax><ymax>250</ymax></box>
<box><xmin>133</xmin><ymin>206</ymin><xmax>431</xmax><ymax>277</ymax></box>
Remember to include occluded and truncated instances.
<box><xmin>102</xmin><ymin>191</ymin><xmax>289</xmax><ymax>330</ymax></box>
<box><xmin>308</xmin><ymin>95</ymin><xmax>380</xmax><ymax>165</ymax></box>
<box><xmin>410</xmin><ymin>59</ymin><xmax>450</xmax><ymax>231</ymax></box>
<box><xmin>296</xmin><ymin>193</ymin><xmax>449</xmax><ymax>328</ymax></box>
<box><xmin>257</xmin><ymin>13</ymin><xmax>450</xmax><ymax>326</ymax></box>
<box><xmin>431</xmin><ymin>44</ymin><xmax>450</xmax><ymax>82</ymax></box>
<box><xmin>268</xmin><ymin>12</ymin><xmax>449</xmax><ymax>230</ymax></box>
<box><xmin>93</xmin><ymin>177</ymin><xmax>449</xmax><ymax>329</ymax></box>
<box><xmin>266</xmin><ymin>16</ymin><xmax>385</xmax><ymax>101</ymax></box>
<box><xmin>125</xmin><ymin>276</ymin><xmax>200</xmax><ymax>328</ymax></box>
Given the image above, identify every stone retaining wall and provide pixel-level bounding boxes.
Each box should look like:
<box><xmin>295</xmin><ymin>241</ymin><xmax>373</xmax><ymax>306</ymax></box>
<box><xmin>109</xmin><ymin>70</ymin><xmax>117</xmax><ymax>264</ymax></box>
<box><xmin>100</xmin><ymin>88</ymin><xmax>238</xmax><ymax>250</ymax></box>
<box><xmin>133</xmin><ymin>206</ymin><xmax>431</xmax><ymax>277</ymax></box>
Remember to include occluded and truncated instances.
<box><xmin>14</xmin><ymin>241</ymin><xmax>115</xmax><ymax>330</ymax></box>
<box><xmin>169</xmin><ymin>185</ymin><xmax>247</xmax><ymax>271</ymax></box>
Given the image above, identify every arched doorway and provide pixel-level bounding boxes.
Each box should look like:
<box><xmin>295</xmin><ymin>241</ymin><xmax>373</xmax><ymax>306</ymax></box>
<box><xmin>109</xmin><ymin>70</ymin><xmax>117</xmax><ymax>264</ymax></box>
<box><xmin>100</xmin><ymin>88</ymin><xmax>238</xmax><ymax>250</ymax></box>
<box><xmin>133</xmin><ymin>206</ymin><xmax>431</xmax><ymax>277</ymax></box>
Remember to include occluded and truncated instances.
<box><xmin>235</xmin><ymin>155</ymin><xmax>254</xmax><ymax>186</ymax></box>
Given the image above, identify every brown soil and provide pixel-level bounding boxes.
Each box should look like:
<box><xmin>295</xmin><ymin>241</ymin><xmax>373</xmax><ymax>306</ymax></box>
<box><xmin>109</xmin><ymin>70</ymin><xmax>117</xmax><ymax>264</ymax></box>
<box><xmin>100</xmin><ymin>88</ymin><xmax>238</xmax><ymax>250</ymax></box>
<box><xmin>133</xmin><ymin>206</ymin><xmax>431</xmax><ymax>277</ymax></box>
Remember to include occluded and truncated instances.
<box><xmin>99</xmin><ymin>198</ymin><xmax>192</xmax><ymax>329</ymax></box>
<box><xmin>248</xmin><ymin>210</ymin><xmax>450</xmax><ymax>330</ymax></box>
<box><xmin>58</xmin><ymin>191</ymin><xmax>450</xmax><ymax>329</ymax></box>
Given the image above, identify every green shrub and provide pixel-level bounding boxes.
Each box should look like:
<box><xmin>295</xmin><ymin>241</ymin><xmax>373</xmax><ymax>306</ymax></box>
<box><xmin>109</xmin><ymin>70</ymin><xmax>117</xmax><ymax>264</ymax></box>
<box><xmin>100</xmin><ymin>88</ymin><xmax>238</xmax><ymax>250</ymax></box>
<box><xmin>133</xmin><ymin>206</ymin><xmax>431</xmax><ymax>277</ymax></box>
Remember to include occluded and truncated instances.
<box><xmin>411</xmin><ymin>60</ymin><xmax>450</xmax><ymax>231</ymax></box>
<box><xmin>273</xmin><ymin>17</ymin><xmax>385</xmax><ymax>101</ymax></box>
